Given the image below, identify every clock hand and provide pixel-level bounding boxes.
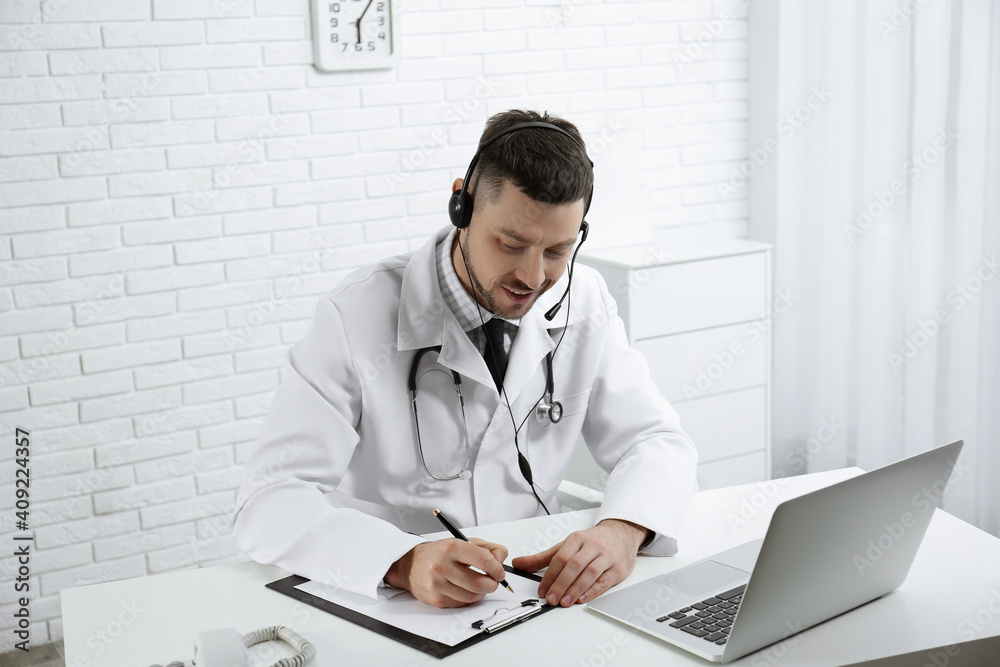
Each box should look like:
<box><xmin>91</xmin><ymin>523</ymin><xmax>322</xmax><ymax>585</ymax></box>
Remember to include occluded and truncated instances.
<box><xmin>356</xmin><ymin>0</ymin><xmax>374</xmax><ymax>43</ymax></box>
<box><xmin>358</xmin><ymin>0</ymin><xmax>374</xmax><ymax>22</ymax></box>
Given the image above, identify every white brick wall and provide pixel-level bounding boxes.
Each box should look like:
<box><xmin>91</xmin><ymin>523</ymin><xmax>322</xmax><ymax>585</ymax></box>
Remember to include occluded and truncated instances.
<box><xmin>0</xmin><ymin>0</ymin><xmax>749</xmax><ymax>650</ymax></box>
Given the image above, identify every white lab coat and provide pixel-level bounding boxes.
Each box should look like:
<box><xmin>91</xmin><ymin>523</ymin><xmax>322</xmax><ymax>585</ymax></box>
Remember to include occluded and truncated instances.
<box><xmin>231</xmin><ymin>226</ymin><xmax>698</xmax><ymax>599</ymax></box>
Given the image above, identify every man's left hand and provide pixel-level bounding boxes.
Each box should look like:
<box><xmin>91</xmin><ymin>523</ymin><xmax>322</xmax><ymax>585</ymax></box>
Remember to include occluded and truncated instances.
<box><xmin>510</xmin><ymin>519</ymin><xmax>648</xmax><ymax>607</ymax></box>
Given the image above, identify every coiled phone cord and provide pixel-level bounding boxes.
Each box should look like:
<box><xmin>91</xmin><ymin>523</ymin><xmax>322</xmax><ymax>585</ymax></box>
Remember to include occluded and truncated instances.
<box><xmin>147</xmin><ymin>625</ymin><xmax>315</xmax><ymax>667</ymax></box>
<box><xmin>243</xmin><ymin>626</ymin><xmax>316</xmax><ymax>667</ymax></box>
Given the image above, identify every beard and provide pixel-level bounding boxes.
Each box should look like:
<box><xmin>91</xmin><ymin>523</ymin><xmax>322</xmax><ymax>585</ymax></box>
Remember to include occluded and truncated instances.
<box><xmin>459</xmin><ymin>235</ymin><xmax>553</xmax><ymax>320</ymax></box>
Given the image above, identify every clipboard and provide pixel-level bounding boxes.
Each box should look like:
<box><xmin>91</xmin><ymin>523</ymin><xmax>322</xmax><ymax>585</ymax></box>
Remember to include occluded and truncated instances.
<box><xmin>266</xmin><ymin>565</ymin><xmax>558</xmax><ymax>658</ymax></box>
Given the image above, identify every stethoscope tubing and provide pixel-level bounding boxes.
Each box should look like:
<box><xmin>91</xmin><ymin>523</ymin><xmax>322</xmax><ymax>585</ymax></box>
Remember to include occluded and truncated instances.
<box><xmin>408</xmin><ymin>347</ymin><xmax>560</xmax><ymax>482</ymax></box>
<box><xmin>408</xmin><ymin>345</ymin><xmax>471</xmax><ymax>482</ymax></box>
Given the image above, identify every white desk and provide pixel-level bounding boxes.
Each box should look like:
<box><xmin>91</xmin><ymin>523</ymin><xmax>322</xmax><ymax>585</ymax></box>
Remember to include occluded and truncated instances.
<box><xmin>61</xmin><ymin>469</ymin><xmax>1000</xmax><ymax>666</ymax></box>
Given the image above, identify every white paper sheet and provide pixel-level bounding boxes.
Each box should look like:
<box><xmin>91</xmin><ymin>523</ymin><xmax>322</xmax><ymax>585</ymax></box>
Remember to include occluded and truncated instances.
<box><xmin>295</xmin><ymin>570</ymin><xmax>546</xmax><ymax>647</ymax></box>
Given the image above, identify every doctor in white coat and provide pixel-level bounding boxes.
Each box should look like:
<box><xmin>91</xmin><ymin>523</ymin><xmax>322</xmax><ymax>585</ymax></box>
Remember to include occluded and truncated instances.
<box><xmin>231</xmin><ymin>110</ymin><xmax>698</xmax><ymax>610</ymax></box>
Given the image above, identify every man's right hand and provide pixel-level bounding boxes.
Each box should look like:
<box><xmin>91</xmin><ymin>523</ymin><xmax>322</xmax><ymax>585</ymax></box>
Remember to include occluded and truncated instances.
<box><xmin>384</xmin><ymin>537</ymin><xmax>509</xmax><ymax>608</ymax></box>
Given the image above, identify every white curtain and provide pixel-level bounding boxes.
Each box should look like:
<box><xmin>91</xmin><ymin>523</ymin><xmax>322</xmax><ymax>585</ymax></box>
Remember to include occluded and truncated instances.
<box><xmin>755</xmin><ymin>0</ymin><xmax>999</xmax><ymax>536</ymax></box>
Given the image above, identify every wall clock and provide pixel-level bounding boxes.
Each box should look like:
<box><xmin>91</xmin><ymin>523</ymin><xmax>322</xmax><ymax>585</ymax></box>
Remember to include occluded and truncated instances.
<box><xmin>311</xmin><ymin>0</ymin><xmax>400</xmax><ymax>71</ymax></box>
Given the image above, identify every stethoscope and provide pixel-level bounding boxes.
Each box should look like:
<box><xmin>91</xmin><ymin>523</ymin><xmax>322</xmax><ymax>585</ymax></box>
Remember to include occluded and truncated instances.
<box><xmin>408</xmin><ymin>346</ymin><xmax>562</xmax><ymax>482</ymax></box>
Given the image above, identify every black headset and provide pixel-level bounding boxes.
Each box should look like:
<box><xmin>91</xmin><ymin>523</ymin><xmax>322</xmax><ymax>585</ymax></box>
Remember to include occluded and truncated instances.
<box><xmin>448</xmin><ymin>120</ymin><xmax>593</xmax><ymax>230</ymax></box>
<box><xmin>448</xmin><ymin>120</ymin><xmax>593</xmax><ymax>323</ymax></box>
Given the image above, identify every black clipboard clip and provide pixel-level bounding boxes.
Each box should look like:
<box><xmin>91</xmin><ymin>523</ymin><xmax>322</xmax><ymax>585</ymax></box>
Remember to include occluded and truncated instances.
<box><xmin>472</xmin><ymin>599</ymin><xmax>545</xmax><ymax>634</ymax></box>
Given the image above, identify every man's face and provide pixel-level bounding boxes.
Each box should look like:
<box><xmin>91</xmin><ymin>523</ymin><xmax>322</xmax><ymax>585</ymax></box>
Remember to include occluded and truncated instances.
<box><xmin>453</xmin><ymin>180</ymin><xmax>584</xmax><ymax>320</ymax></box>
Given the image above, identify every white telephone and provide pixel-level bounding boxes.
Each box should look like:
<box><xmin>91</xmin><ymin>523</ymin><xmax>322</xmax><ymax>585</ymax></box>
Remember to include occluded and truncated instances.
<box><xmin>150</xmin><ymin>625</ymin><xmax>315</xmax><ymax>667</ymax></box>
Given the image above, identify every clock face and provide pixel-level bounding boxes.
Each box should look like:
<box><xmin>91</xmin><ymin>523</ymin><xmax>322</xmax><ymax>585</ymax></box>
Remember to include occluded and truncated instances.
<box><xmin>312</xmin><ymin>0</ymin><xmax>399</xmax><ymax>71</ymax></box>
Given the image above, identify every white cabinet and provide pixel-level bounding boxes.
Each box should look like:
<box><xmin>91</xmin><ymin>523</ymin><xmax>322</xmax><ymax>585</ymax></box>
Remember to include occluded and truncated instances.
<box><xmin>572</xmin><ymin>238</ymin><xmax>773</xmax><ymax>491</ymax></box>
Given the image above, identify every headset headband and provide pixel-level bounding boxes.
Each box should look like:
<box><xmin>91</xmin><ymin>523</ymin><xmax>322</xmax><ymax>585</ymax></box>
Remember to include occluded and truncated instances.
<box><xmin>449</xmin><ymin>120</ymin><xmax>594</xmax><ymax>229</ymax></box>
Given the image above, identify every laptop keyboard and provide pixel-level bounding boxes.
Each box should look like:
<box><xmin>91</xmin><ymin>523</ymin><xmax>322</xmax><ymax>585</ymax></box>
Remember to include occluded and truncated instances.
<box><xmin>655</xmin><ymin>583</ymin><xmax>747</xmax><ymax>645</ymax></box>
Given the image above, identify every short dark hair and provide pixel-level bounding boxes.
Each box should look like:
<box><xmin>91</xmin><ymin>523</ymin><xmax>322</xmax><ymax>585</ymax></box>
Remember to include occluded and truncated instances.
<box><xmin>470</xmin><ymin>109</ymin><xmax>593</xmax><ymax>213</ymax></box>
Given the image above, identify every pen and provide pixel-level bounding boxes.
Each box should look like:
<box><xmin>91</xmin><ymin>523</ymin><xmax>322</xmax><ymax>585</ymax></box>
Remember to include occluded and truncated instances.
<box><xmin>433</xmin><ymin>509</ymin><xmax>514</xmax><ymax>594</ymax></box>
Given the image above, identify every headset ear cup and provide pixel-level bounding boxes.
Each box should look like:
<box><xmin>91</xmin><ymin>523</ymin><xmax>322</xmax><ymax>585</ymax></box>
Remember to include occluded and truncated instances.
<box><xmin>449</xmin><ymin>189</ymin><xmax>472</xmax><ymax>229</ymax></box>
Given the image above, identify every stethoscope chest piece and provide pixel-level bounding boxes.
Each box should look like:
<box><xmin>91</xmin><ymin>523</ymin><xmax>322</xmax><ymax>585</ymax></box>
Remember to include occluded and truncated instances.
<box><xmin>534</xmin><ymin>350</ymin><xmax>561</xmax><ymax>426</ymax></box>
<box><xmin>536</xmin><ymin>396</ymin><xmax>562</xmax><ymax>426</ymax></box>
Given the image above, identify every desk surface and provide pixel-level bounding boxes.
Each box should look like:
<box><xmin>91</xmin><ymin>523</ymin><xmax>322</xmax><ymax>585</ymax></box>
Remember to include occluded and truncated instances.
<box><xmin>61</xmin><ymin>468</ymin><xmax>1000</xmax><ymax>666</ymax></box>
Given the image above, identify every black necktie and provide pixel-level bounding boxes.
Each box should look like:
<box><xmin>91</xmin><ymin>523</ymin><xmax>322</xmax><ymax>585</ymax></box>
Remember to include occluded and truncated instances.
<box><xmin>482</xmin><ymin>317</ymin><xmax>508</xmax><ymax>391</ymax></box>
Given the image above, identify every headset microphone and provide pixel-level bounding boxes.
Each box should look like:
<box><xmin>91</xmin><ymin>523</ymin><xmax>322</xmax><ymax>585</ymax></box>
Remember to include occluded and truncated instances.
<box><xmin>543</xmin><ymin>302</ymin><xmax>562</xmax><ymax>321</ymax></box>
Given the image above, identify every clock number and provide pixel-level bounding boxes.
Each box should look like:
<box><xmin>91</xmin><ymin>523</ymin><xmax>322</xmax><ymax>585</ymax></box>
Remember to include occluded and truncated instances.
<box><xmin>377</xmin><ymin>16</ymin><xmax>384</xmax><ymax>25</ymax></box>
<box><xmin>330</xmin><ymin>32</ymin><xmax>339</xmax><ymax>43</ymax></box>
<box><xmin>329</xmin><ymin>3</ymin><xmax>340</xmax><ymax>11</ymax></box>
<box><xmin>376</xmin><ymin>2</ymin><xmax>384</xmax><ymax>10</ymax></box>
<box><xmin>378</xmin><ymin>32</ymin><xmax>386</xmax><ymax>40</ymax></box>
<box><xmin>329</xmin><ymin>17</ymin><xmax>338</xmax><ymax>27</ymax></box>
<box><xmin>368</xmin><ymin>41</ymin><xmax>376</xmax><ymax>51</ymax></box>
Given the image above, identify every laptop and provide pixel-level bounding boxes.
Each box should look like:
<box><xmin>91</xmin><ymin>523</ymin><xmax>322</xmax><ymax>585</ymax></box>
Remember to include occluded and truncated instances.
<box><xmin>587</xmin><ymin>440</ymin><xmax>964</xmax><ymax>663</ymax></box>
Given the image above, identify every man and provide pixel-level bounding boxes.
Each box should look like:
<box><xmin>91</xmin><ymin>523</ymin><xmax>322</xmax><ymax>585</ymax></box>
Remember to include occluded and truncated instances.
<box><xmin>231</xmin><ymin>110</ymin><xmax>698</xmax><ymax>610</ymax></box>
